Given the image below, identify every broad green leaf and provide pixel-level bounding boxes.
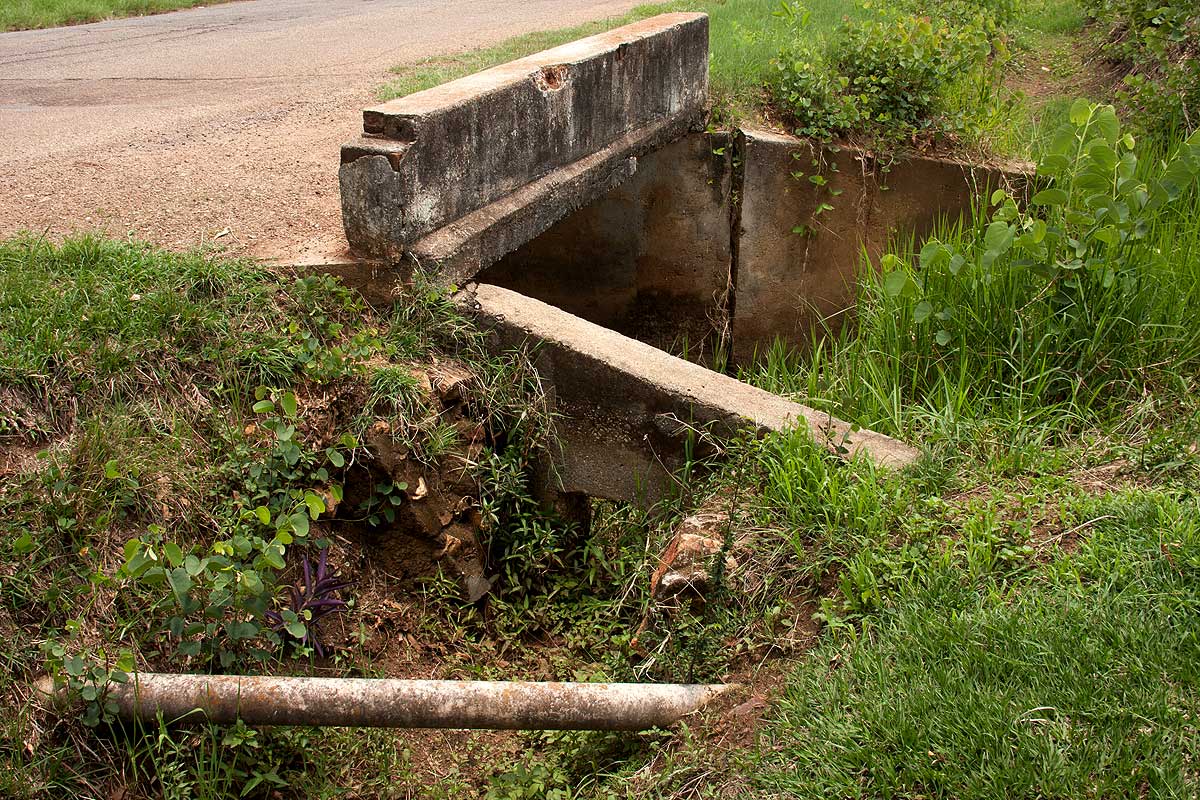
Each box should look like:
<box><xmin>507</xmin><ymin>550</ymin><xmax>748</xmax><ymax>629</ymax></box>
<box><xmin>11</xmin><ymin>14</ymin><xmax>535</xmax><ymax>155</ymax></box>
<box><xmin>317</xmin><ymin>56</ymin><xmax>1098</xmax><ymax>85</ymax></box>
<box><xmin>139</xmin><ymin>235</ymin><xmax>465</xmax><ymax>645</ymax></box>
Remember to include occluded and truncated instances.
<box><xmin>1075</xmin><ymin>171</ymin><xmax>1110</xmax><ymax>192</ymax></box>
<box><xmin>227</xmin><ymin>621</ymin><xmax>259</xmax><ymax>640</ymax></box>
<box><xmin>241</xmin><ymin>570</ymin><xmax>264</xmax><ymax>595</ymax></box>
<box><xmin>913</xmin><ymin>300</ymin><xmax>933</xmax><ymax>324</ymax></box>
<box><xmin>163</xmin><ymin>542</ymin><xmax>184</xmax><ymax>568</ymax></box>
<box><xmin>64</xmin><ymin>655</ymin><xmax>85</xmax><ymax>677</ymax></box>
<box><xmin>14</xmin><ymin>531</ymin><xmax>35</xmax><ymax>554</ymax></box>
<box><xmin>253</xmin><ymin>506</ymin><xmax>271</xmax><ymax>525</ymax></box>
<box><xmin>1068</xmin><ymin>98</ymin><xmax>1092</xmax><ymax>126</ymax></box>
<box><xmin>168</xmin><ymin>566</ymin><xmax>192</xmax><ymax>595</ymax></box>
<box><xmin>919</xmin><ymin>241</ymin><xmax>950</xmax><ymax>269</ymax></box>
<box><xmin>304</xmin><ymin>492</ymin><xmax>326</xmax><ymax>519</ymax></box>
<box><xmin>882</xmin><ymin>270</ymin><xmax>911</xmax><ymax>298</ymax></box>
<box><xmin>1030</xmin><ymin>220</ymin><xmax>1047</xmax><ymax>244</ymax></box>
<box><xmin>252</xmin><ymin>400</ymin><xmax>274</xmax><ymax>415</ymax></box>
<box><xmin>280</xmin><ymin>392</ymin><xmax>298</xmax><ymax>418</ymax></box>
<box><xmin>1094</xmin><ymin>105</ymin><xmax>1120</xmax><ymax>145</ymax></box>
<box><xmin>1039</xmin><ymin>153</ymin><xmax>1071</xmax><ymax>176</ymax></box>
<box><xmin>262</xmin><ymin>547</ymin><xmax>286</xmax><ymax>570</ymax></box>
<box><xmin>1088</xmin><ymin>141</ymin><xmax>1118</xmax><ymax>170</ymax></box>
<box><xmin>1030</xmin><ymin>188</ymin><xmax>1069</xmax><ymax>206</ymax></box>
<box><xmin>285</xmin><ymin>620</ymin><xmax>307</xmax><ymax>639</ymax></box>
<box><xmin>984</xmin><ymin>222</ymin><xmax>1014</xmax><ymax>253</ymax></box>
<box><xmin>935</xmin><ymin>330</ymin><xmax>952</xmax><ymax>346</ymax></box>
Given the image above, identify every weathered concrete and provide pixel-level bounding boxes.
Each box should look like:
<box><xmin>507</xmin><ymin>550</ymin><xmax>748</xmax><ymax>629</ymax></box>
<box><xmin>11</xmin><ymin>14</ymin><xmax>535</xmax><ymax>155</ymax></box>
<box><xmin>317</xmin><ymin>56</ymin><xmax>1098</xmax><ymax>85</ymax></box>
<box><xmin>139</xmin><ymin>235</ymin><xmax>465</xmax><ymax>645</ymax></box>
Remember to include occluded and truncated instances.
<box><xmin>457</xmin><ymin>283</ymin><xmax>919</xmax><ymax>504</ymax></box>
<box><xmin>480</xmin><ymin>131</ymin><xmax>733</xmax><ymax>357</ymax></box>
<box><xmin>733</xmin><ymin>127</ymin><xmax>1028</xmax><ymax>364</ymax></box>
<box><xmin>339</xmin><ymin>12</ymin><xmax>709</xmax><ymax>262</ymax></box>
<box><xmin>406</xmin><ymin>138</ymin><xmax>637</xmax><ymax>288</ymax></box>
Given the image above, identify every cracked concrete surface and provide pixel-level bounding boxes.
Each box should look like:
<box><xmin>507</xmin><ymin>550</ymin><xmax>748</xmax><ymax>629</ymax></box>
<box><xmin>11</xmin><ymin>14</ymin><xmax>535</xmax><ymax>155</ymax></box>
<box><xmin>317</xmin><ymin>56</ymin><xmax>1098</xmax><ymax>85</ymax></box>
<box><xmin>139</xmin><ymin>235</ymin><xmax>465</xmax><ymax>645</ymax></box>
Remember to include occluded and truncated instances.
<box><xmin>0</xmin><ymin>0</ymin><xmax>643</xmax><ymax>260</ymax></box>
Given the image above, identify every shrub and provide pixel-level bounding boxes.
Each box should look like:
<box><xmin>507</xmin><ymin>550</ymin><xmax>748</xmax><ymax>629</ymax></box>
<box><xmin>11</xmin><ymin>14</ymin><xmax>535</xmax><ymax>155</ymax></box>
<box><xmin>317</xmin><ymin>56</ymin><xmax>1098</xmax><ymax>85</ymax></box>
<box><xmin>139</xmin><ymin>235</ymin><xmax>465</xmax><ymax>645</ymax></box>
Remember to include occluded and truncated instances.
<box><xmin>1082</xmin><ymin>0</ymin><xmax>1200</xmax><ymax>137</ymax></box>
<box><xmin>772</xmin><ymin>2</ymin><xmax>998</xmax><ymax>141</ymax></box>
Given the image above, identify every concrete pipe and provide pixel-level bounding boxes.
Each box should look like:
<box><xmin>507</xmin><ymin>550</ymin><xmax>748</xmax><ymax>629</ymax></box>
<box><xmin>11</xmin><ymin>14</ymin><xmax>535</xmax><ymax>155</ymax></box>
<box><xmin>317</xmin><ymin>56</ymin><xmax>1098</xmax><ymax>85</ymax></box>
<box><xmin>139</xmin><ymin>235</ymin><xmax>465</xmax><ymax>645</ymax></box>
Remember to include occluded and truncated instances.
<box><xmin>43</xmin><ymin>674</ymin><xmax>733</xmax><ymax>730</ymax></box>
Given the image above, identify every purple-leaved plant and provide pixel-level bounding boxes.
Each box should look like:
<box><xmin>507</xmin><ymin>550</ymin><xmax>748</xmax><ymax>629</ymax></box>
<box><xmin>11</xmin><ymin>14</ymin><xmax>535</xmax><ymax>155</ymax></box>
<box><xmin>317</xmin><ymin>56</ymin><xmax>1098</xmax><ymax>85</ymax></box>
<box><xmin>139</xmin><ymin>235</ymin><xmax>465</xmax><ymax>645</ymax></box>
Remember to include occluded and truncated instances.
<box><xmin>264</xmin><ymin>549</ymin><xmax>351</xmax><ymax>658</ymax></box>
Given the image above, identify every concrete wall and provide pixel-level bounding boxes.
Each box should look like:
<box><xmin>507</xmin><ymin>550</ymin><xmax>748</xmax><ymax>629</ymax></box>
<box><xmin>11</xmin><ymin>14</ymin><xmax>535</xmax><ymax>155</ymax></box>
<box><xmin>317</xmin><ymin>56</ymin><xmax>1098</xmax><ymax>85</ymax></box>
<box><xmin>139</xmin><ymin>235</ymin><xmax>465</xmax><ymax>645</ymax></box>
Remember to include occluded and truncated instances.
<box><xmin>457</xmin><ymin>283</ymin><xmax>918</xmax><ymax>506</ymax></box>
<box><xmin>478</xmin><ymin>126</ymin><xmax>1027</xmax><ymax>366</ymax></box>
<box><xmin>733</xmin><ymin>128</ymin><xmax>1024</xmax><ymax>364</ymax></box>
<box><xmin>479</xmin><ymin>132</ymin><xmax>732</xmax><ymax>358</ymax></box>
<box><xmin>339</xmin><ymin>13</ymin><xmax>709</xmax><ymax>262</ymax></box>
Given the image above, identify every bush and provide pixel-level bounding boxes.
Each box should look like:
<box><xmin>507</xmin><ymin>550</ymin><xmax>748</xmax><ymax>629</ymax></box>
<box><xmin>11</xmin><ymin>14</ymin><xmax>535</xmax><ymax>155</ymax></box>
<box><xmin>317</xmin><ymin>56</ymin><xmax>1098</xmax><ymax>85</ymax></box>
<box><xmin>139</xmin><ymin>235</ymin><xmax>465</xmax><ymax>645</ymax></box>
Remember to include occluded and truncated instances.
<box><xmin>854</xmin><ymin>102</ymin><xmax>1200</xmax><ymax>421</ymax></box>
<box><xmin>1082</xmin><ymin>0</ymin><xmax>1200</xmax><ymax>137</ymax></box>
<box><xmin>772</xmin><ymin>2</ymin><xmax>998</xmax><ymax>141</ymax></box>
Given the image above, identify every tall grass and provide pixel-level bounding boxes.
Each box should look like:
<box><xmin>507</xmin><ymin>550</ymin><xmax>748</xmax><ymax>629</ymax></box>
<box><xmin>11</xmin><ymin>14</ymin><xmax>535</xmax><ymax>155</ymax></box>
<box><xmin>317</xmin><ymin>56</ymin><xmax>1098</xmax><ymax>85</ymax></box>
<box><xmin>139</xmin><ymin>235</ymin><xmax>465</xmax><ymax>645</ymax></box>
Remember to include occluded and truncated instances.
<box><xmin>748</xmin><ymin>112</ymin><xmax>1200</xmax><ymax>442</ymax></box>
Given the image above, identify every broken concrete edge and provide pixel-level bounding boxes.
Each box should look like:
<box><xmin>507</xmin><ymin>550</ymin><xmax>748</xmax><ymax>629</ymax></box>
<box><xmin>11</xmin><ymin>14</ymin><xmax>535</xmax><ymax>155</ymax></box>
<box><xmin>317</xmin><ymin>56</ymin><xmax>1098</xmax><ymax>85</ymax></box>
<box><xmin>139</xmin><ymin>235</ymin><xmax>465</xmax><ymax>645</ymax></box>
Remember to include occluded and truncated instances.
<box><xmin>363</xmin><ymin>12</ymin><xmax>708</xmax><ymax>127</ymax></box>
<box><xmin>339</xmin><ymin>12</ymin><xmax>709</xmax><ymax>251</ymax></box>
<box><xmin>360</xmin><ymin>12</ymin><xmax>705</xmax><ymax>130</ymax></box>
<box><xmin>455</xmin><ymin>282</ymin><xmax>921</xmax><ymax>477</ymax></box>
<box><xmin>735</xmin><ymin>125</ymin><xmax>1035</xmax><ymax>182</ymax></box>
<box><xmin>267</xmin><ymin>253</ymin><xmax>399</xmax><ymax>308</ymax></box>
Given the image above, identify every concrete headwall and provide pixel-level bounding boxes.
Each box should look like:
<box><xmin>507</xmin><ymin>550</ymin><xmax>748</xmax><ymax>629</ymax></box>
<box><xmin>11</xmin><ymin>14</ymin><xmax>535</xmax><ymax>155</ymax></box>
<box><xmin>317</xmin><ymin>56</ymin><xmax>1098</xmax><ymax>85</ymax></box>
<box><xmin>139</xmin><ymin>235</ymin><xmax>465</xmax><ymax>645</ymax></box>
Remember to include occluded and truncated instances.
<box><xmin>339</xmin><ymin>13</ymin><xmax>709</xmax><ymax>264</ymax></box>
<box><xmin>457</xmin><ymin>283</ymin><xmax>918</xmax><ymax>505</ymax></box>
<box><xmin>732</xmin><ymin>128</ymin><xmax>1023</xmax><ymax>363</ymax></box>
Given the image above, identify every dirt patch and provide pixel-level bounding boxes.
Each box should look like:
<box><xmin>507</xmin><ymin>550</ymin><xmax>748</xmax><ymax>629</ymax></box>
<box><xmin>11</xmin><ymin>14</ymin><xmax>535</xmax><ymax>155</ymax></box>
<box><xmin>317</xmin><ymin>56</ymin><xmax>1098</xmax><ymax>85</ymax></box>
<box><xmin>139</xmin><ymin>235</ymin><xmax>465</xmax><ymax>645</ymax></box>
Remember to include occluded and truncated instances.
<box><xmin>1006</xmin><ymin>26</ymin><xmax>1124</xmax><ymax>109</ymax></box>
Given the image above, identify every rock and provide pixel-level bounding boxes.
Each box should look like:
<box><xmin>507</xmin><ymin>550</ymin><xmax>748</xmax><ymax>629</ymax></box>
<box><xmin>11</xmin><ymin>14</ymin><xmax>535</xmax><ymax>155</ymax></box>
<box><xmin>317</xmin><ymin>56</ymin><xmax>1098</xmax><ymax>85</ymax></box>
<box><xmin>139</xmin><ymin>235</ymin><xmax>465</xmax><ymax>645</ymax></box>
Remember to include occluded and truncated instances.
<box><xmin>650</xmin><ymin>524</ymin><xmax>737</xmax><ymax>599</ymax></box>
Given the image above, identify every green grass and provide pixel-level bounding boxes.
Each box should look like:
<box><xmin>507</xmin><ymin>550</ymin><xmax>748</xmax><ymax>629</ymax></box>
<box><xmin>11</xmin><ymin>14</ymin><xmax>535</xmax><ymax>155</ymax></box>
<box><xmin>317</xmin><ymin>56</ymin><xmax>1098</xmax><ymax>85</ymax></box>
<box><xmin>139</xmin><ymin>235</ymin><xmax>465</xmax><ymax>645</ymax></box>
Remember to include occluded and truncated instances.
<box><xmin>755</xmin><ymin>490</ymin><xmax>1200</xmax><ymax>798</ymax></box>
<box><xmin>380</xmin><ymin>0</ymin><xmax>871</xmax><ymax>121</ymax></box>
<box><xmin>0</xmin><ymin>0</ymin><xmax>233</xmax><ymax>31</ymax></box>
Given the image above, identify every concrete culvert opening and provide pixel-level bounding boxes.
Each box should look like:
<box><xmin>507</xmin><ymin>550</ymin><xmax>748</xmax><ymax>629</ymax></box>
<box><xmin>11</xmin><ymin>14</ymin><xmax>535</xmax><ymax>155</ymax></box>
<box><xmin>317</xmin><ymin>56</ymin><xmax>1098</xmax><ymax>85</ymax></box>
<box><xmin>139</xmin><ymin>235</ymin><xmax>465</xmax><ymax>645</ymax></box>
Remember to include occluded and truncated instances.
<box><xmin>336</xmin><ymin>12</ymin><xmax>942</xmax><ymax>510</ymax></box>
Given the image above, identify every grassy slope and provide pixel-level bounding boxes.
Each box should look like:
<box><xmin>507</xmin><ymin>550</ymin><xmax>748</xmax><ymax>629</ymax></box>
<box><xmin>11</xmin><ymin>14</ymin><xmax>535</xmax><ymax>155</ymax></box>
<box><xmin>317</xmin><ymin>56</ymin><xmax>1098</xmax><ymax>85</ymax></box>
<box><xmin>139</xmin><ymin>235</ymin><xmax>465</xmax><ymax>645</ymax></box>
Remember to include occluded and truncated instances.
<box><xmin>758</xmin><ymin>491</ymin><xmax>1200</xmax><ymax>797</ymax></box>
<box><xmin>0</xmin><ymin>0</ymin><xmax>235</xmax><ymax>31</ymax></box>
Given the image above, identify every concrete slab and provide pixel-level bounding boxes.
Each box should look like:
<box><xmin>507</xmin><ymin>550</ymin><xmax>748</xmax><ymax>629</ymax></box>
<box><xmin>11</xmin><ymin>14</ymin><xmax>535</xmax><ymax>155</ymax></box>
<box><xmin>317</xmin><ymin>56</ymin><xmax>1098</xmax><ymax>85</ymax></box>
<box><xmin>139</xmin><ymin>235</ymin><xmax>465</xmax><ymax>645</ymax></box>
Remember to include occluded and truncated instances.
<box><xmin>339</xmin><ymin>12</ymin><xmax>709</xmax><ymax>261</ymax></box>
<box><xmin>457</xmin><ymin>283</ymin><xmax>919</xmax><ymax>504</ymax></box>
<box><xmin>733</xmin><ymin>127</ymin><xmax>1029</xmax><ymax>364</ymax></box>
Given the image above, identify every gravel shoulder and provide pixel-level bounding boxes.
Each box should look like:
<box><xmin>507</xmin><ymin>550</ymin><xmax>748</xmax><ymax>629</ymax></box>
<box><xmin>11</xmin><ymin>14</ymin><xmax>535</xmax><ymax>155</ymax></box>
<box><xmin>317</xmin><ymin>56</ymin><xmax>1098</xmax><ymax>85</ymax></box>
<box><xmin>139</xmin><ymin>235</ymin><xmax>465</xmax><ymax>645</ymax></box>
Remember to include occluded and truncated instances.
<box><xmin>0</xmin><ymin>0</ymin><xmax>642</xmax><ymax>261</ymax></box>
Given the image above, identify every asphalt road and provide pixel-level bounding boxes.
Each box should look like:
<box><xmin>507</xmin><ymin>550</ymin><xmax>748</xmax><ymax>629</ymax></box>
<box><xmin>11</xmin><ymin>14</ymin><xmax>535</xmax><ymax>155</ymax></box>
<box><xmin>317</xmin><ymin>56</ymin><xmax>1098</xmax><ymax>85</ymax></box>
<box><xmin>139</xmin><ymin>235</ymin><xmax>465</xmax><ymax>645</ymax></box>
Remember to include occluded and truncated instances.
<box><xmin>0</xmin><ymin>0</ymin><xmax>643</xmax><ymax>259</ymax></box>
